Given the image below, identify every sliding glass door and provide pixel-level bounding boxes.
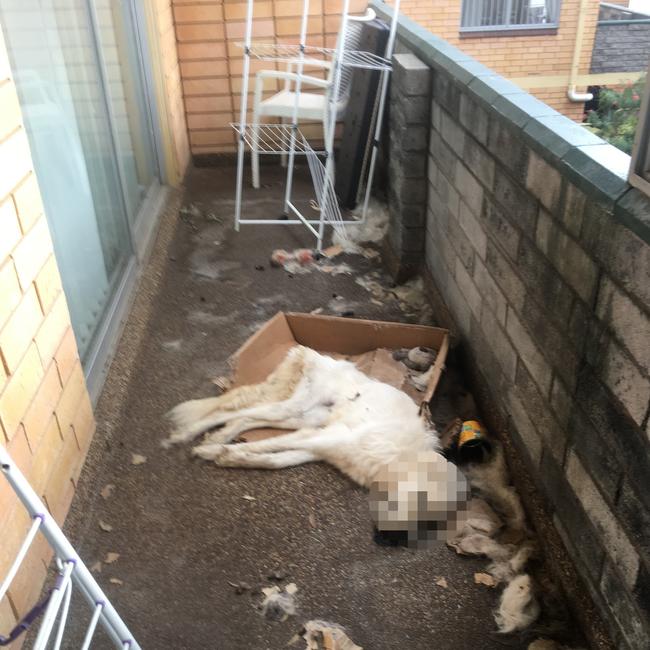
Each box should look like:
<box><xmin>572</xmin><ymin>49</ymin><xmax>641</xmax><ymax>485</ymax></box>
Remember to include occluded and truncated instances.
<box><xmin>0</xmin><ymin>0</ymin><xmax>162</xmax><ymax>383</ymax></box>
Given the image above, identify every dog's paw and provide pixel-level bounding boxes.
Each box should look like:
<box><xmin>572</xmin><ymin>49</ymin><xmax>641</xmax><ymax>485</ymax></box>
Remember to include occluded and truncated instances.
<box><xmin>192</xmin><ymin>442</ymin><xmax>227</xmax><ymax>462</ymax></box>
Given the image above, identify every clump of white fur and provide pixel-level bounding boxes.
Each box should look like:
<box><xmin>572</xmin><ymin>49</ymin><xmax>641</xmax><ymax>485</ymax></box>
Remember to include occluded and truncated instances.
<box><xmin>495</xmin><ymin>574</ymin><xmax>540</xmax><ymax>633</ymax></box>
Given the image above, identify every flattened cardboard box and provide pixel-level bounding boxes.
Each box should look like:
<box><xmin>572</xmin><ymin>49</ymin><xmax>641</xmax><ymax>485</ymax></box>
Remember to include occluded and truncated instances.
<box><xmin>227</xmin><ymin>312</ymin><xmax>450</xmax><ymax>441</ymax></box>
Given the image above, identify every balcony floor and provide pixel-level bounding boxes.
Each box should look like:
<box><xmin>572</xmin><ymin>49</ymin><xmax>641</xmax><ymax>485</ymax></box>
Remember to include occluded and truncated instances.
<box><xmin>63</xmin><ymin>164</ymin><xmax>548</xmax><ymax>649</ymax></box>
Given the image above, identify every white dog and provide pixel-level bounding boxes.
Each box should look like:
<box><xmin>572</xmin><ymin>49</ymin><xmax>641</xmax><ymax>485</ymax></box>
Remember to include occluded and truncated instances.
<box><xmin>165</xmin><ymin>345</ymin><xmax>468</xmax><ymax>544</ymax></box>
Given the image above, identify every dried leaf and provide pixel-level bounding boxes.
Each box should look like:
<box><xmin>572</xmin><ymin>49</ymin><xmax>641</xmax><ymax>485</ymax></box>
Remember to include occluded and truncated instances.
<box><xmin>90</xmin><ymin>562</ymin><xmax>102</xmax><ymax>573</ymax></box>
<box><xmin>99</xmin><ymin>520</ymin><xmax>113</xmax><ymax>532</ymax></box>
<box><xmin>109</xmin><ymin>578</ymin><xmax>123</xmax><ymax>586</ymax></box>
<box><xmin>310</xmin><ymin>308</ymin><xmax>324</xmax><ymax>315</ymax></box>
<box><xmin>322</xmin><ymin>244</ymin><xmax>343</xmax><ymax>258</ymax></box>
<box><xmin>104</xmin><ymin>552</ymin><xmax>120</xmax><ymax>565</ymax></box>
<box><xmin>474</xmin><ymin>572</ymin><xmax>497</xmax><ymax>587</ymax></box>
<box><xmin>131</xmin><ymin>453</ymin><xmax>147</xmax><ymax>466</ymax></box>
<box><xmin>285</xmin><ymin>583</ymin><xmax>298</xmax><ymax>595</ymax></box>
<box><xmin>435</xmin><ymin>577</ymin><xmax>448</xmax><ymax>588</ymax></box>
<box><xmin>242</xmin><ymin>494</ymin><xmax>256</xmax><ymax>501</ymax></box>
<box><xmin>308</xmin><ymin>513</ymin><xmax>317</xmax><ymax>528</ymax></box>
<box><xmin>100</xmin><ymin>484</ymin><xmax>115</xmax><ymax>500</ymax></box>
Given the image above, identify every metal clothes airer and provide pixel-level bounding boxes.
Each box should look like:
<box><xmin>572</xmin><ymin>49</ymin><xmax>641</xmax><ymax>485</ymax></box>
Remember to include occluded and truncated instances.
<box><xmin>0</xmin><ymin>447</ymin><xmax>141</xmax><ymax>649</ymax></box>
<box><xmin>232</xmin><ymin>0</ymin><xmax>401</xmax><ymax>250</ymax></box>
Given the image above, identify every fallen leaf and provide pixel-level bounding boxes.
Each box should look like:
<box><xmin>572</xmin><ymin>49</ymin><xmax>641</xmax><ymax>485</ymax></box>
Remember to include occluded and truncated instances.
<box><xmin>310</xmin><ymin>307</ymin><xmax>324</xmax><ymax>315</ymax></box>
<box><xmin>109</xmin><ymin>578</ymin><xmax>123</xmax><ymax>586</ymax></box>
<box><xmin>90</xmin><ymin>562</ymin><xmax>102</xmax><ymax>573</ymax></box>
<box><xmin>435</xmin><ymin>577</ymin><xmax>448</xmax><ymax>588</ymax></box>
<box><xmin>242</xmin><ymin>494</ymin><xmax>256</xmax><ymax>501</ymax></box>
<box><xmin>227</xmin><ymin>581</ymin><xmax>251</xmax><ymax>594</ymax></box>
<box><xmin>100</xmin><ymin>484</ymin><xmax>115</xmax><ymax>500</ymax></box>
<box><xmin>474</xmin><ymin>572</ymin><xmax>497</xmax><ymax>587</ymax></box>
<box><xmin>285</xmin><ymin>583</ymin><xmax>298</xmax><ymax>595</ymax></box>
<box><xmin>131</xmin><ymin>453</ymin><xmax>147</xmax><ymax>466</ymax></box>
<box><xmin>99</xmin><ymin>520</ymin><xmax>113</xmax><ymax>532</ymax></box>
<box><xmin>322</xmin><ymin>244</ymin><xmax>343</xmax><ymax>258</ymax></box>
<box><xmin>308</xmin><ymin>513</ymin><xmax>317</xmax><ymax>528</ymax></box>
<box><xmin>104</xmin><ymin>552</ymin><xmax>120</xmax><ymax>564</ymax></box>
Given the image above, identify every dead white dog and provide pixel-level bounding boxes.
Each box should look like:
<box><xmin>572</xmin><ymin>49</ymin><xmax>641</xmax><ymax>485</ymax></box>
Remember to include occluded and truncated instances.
<box><xmin>165</xmin><ymin>345</ymin><xmax>469</xmax><ymax>545</ymax></box>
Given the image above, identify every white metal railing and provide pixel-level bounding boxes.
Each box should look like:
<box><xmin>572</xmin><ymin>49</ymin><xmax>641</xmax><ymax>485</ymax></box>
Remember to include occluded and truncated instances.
<box><xmin>0</xmin><ymin>446</ymin><xmax>141</xmax><ymax>649</ymax></box>
<box><xmin>460</xmin><ymin>0</ymin><xmax>561</xmax><ymax>32</ymax></box>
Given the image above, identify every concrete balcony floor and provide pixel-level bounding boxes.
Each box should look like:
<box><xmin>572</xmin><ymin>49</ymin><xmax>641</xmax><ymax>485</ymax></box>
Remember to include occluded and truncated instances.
<box><xmin>61</xmin><ymin>164</ymin><xmax>578</xmax><ymax>649</ymax></box>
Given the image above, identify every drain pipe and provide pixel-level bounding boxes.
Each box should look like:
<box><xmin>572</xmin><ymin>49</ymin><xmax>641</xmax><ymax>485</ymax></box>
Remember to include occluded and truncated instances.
<box><xmin>568</xmin><ymin>0</ymin><xmax>593</xmax><ymax>102</ymax></box>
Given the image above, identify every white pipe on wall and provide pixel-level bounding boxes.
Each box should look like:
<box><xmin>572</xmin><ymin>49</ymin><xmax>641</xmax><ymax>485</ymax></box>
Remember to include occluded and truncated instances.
<box><xmin>567</xmin><ymin>0</ymin><xmax>594</xmax><ymax>102</ymax></box>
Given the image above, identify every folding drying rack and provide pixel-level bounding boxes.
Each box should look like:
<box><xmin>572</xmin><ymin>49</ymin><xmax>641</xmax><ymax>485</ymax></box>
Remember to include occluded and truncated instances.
<box><xmin>232</xmin><ymin>0</ymin><xmax>401</xmax><ymax>250</ymax></box>
<box><xmin>0</xmin><ymin>447</ymin><xmax>140</xmax><ymax>649</ymax></box>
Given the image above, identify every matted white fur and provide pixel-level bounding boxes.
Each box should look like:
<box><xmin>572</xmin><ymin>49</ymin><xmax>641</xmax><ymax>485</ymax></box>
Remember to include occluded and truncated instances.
<box><xmin>495</xmin><ymin>574</ymin><xmax>541</xmax><ymax>633</ymax></box>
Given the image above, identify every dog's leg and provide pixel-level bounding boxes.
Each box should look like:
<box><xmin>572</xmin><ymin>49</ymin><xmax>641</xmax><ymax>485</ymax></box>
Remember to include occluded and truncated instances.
<box><xmin>202</xmin><ymin>417</ymin><xmax>303</xmax><ymax>445</ymax></box>
<box><xmin>194</xmin><ymin>447</ymin><xmax>319</xmax><ymax>469</ymax></box>
<box><xmin>165</xmin><ymin>346</ymin><xmax>307</xmax><ymax>444</ymax></box>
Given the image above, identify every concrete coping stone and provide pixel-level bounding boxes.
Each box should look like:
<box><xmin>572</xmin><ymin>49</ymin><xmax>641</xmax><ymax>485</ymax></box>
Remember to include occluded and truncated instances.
<box><xmin>371</xmin><ymin>0</ymin><xmax>647</xmax><ymax>242</ymax></box>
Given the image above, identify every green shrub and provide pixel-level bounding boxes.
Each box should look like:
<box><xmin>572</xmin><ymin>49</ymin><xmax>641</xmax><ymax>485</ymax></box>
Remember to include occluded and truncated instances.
<box><xmin>584</xmin><ymin>77</ymin><xmax>646</xmax><ymax>154</ymax></box>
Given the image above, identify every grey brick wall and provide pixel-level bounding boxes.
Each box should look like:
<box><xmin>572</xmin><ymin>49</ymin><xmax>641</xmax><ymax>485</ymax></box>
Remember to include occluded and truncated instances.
<box><xmin>591</xmin><ymin>22</ymin><xmax>650</xmax><ymax>73</ymax></box>
<box><xmin>373</xmin><ymin>2</ymin><xmax>650</xmax><ymax>648</ymax></box>
<box><xmin>384</xmin><ymin>52</ymin><xmax>431</xmax><ymax>282</ymax></box>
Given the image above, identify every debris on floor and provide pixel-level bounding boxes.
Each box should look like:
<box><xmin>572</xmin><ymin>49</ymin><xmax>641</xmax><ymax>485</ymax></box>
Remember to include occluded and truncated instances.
<box><xmin>355</xmin><ymin>273</ymin><xmax>433</xmax><ymax>323</ymax></box>
<box><xmin>100</xmin><ymin>483</ymin><xmax>115</xmax><ymax>500</ymax></box>
<box><xmin>434</xmin><ymin>576</ymin><xmax>448</xmax><ymax>588</ymax></box>
<box><xmin>227</xmin><ymin>580</ymin><xmax>252</xmax><ymax>595</ymax></box>
<box><xmin>130</xmin><ymin>453</ymin><xmax>147</xmax><ymax>466</ymax></box>
<box><xmin>260</xmin><ymin>583</ymin><xmax>298</xmax><ymax>622</ymax></box>
<box><xmin>300</xmin><ymin>620</ymin><xmax>363</xmax><ymax>650</ymax></box>
<box><xmin>474</xmin><ymin>572</ymin><xmax>497</xmax><ymax>587</ymax></box>
<box><xmin>332</xmin><ymin>198</ymin><xmax>388</xmax><ymax>254</ymax></box>
<box><xmin>104</xmin><ymin>552</ymin><xmax>120</xmax><ymax>565</ymax></box>
<box><xmin>98</xmin><ymin>520</ymin><xmax>113</xmax><ymax>532</ymax></box>
<box><xmin>270</xmin><ymin>247</ymin><xmax>352</xmax><ymax>276</ymax></box>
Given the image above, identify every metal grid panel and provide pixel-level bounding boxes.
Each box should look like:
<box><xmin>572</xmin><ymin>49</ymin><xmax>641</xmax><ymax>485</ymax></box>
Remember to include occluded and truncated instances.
<box><xmin>460</xmin><ymin>0</ymin><xmax>561</xmax><ymax>31</ymax></box>
<box><xmin>231</xmin><ymin>123</ymin><xmax>327</xmax><ymax>154</ymax></box>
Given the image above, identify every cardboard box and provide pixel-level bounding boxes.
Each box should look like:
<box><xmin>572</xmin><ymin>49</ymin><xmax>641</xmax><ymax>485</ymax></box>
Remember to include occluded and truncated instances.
<box><xmin>227</xmin><ymin>313</ymin><xmax>450</xmax><ymax>441</ymax></box>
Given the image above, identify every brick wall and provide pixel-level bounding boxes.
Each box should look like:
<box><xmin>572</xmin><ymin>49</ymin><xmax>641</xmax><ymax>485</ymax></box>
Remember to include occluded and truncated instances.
<box><xmin>154</xmin><ymin>0</ymin><xmax>192</xmax><ymax>182</ymax></box>
<box><xmin>171</xmin><ymin>0</ymin><xmax>368</xmax><ymax>156</ymax></box>
<box><xmin>0</xmin><ymin>26</ymin><xmax>95</xmax><ymax>634</ymax></box>
<box><xmin>590</xmin><ymin>21</ymin><xmax>650</xmax><ymax>74</ymax></box>
<box><xmin>399</xmin><ymin>0</ymin><xmax>599</xmax><ymax>121</ymax></box>
<box><xmin>375</xmin><ymin>5</ymin><xmax>650</xmax><ymax>648</ymax></box>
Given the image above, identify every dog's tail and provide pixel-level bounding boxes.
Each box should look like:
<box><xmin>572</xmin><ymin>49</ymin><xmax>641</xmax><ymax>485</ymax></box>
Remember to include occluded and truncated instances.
<box><xmin>165</xmin><ymin>397</ymin><xmax>223</xmax><ymax>441</ymax></box>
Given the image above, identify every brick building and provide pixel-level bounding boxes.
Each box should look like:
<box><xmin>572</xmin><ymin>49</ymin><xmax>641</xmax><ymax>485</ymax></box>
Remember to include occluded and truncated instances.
<box><xmin>400</xmin><ymin>0</ymin><xmax>598</xmax><ymax>120</ymax></box>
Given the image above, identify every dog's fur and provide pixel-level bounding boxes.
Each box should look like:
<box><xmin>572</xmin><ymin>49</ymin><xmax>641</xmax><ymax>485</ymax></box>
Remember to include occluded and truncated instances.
<box><xmin>165</xmin><ymin>345</ymin><xmax>453</xmax><ymax>488</ymax></box>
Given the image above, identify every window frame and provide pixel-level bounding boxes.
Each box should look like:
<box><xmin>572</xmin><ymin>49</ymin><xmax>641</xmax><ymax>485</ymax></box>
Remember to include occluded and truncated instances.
<box><xmin>459</xmin><ymin>0</ymin><xmax>562</xmax><ymax>34</ymax></box>
<box><xmin>629</xmin><ymin>62</ymin><xmax>650</xmax><ymax>197</ymax></box>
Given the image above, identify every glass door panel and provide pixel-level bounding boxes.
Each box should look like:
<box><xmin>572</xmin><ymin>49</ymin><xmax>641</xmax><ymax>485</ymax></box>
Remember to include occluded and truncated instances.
<box><xmin>0</xmin><ymin>0</ymin><xmax>133</xmax><ymax>359</ymax></box>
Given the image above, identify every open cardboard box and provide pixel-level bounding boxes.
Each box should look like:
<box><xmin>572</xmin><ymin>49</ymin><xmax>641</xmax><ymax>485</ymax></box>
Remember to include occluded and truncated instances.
<box><xmin>228</xmin><ymin>312</ymin><xmax>450</xmax><ymax>441</ymax></box>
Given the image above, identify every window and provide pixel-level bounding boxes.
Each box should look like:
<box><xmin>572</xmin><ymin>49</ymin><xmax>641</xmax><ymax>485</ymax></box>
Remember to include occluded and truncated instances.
<box><xmin>460</xmin><ymin>0</ymin><xmax>561</xmax><ymax>33</ymax></box>
<box><xmin>629</xmin><ymin>62</ymin><xmax>650</xmax><ymax>196</ymax></box>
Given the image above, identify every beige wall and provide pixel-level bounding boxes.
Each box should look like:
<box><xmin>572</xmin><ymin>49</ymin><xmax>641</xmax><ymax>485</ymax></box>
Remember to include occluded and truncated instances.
<box><xmin>400</xmin><ymin>0</ymin><xmax>600</xmax><ymax>120</ymax></box>
<box><xmin>172</xmin><ymin>0</ymin><xmax>368</xmax><ymax>156</ymax></box>
<box><xmin>151</xmin><ymin>0</ymin><xmax>192</xmax><ymax>184</ymax></box>
<box><xmin>0</xmin><ymin>25</ymin><xmax>95</xmax><ymax>634</ymax></box>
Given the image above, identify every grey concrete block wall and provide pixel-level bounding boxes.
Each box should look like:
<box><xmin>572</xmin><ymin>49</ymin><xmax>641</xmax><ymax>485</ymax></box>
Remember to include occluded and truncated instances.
<box><xmin>384</xmin><ymin>52</ymin><xmax>431</xmax><ymax>282</ymax></box>
<box><xmin>591</xmin><ymin>22</ymin><xmax>650</xmax><ymax>74</ymax></box>
<box><xmin>372</xmin><ymin>2</ymin><xmax>650</xmax><ymax>648</ymax></box>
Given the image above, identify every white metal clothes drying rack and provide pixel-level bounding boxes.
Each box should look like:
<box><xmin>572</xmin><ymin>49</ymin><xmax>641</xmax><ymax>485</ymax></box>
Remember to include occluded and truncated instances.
<box><xmin>0</xmin><ymin>447</ymin><xmax>141</xmax><ymax>649</ymax></box>
<box><xmin>232</xmin><ymin>0</ymin><xmax>401</xmax><ymax>250</ymax></box>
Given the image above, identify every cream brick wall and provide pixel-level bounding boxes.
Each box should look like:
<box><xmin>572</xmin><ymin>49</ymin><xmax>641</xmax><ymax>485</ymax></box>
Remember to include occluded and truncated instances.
<box><xmin>154</xmin><ymin>0</ymin><xmax>192</xmax><ymax>182</ymax></box>
<box><xmin>0</xmin><ymin>24</ymin><xmax>95</xmax><ymax>635</ymax></box>
<box><xmin>400</xmin><ymin>0</ymin><xmax>599</xmax><ymax>120</ymax></box>
<box><xmin>173</xmin><ymin>0</ymin><xmax>368</xmax><ymax>155</ymax></box>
